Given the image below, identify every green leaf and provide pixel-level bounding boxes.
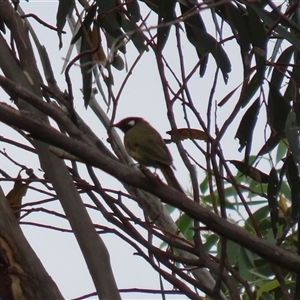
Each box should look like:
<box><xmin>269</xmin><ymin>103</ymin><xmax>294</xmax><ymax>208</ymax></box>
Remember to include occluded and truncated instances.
<box><xmin>121</xmin><ymin>15</ymin><xmax>147</xmax><ymax>53</ymax></box>
<box><xmin>164</xmin><ymin>203</ymin><xmax>176</xmax><ymax>214</ymax></box>
<box><xmin>235</xmin><ymin>97</ymin><xmax>260</xmax><ymax>165</ymax></box>
<box><xmin>270</xmin><ymin>46</ymin><xmax>294</xmax><ymax>88</ymax></box>
<box><xmin>285</xmin><ymin>110</ymin><xmax>300</xmax><ymax>164</ymax></box>
<box><xmin>242</xmin><ymin>71</ymin><xmax>260</xmax><ymax>108</ymax></box>
<box><xmin>175</xmin><ymin>213</ymin><xmax>193</xmax><ymax>241</ymax></box>
<box><xmin>218</xmin><ymin>85</ymin><xmax>240</xmax><ymax>107</ymax></box>
<box><xmin>245</xmin><ymin>205</ymin><xmax>270</xmax><ymax>232</ymax></box>
<box><xmin>125</xmin><ymin>0</ymin><xmax>141</xmax><ymax>22</ymax></box>
<box><xmin>203</xmin><ymin>234</ymin><xmax>219</xmax><ymax>252</ymax></box>
<box><xmin>183</xmin><ymin>24</ymin><xmax>231</xmax><ymax>82</ymax></box>
<box><xmin>96</xmin><ymin>0</ymin><xmax>121</xmax><ymax>38</ymax></box>
<box><xmin>0</xmin><ymin>19</ymin><xmax>5</xmax><ymax>34</ymax></box>
<box><xmin>180</xmin><ymin>3</ymin><xmax>231</xmax><ymax>81</ymax></box>
<box><xmin>180</xmin><ymin>3</ymin><xmax>208</xmax><ymax>77</ymax></box>
<box><xmin>215</xmin><ymin>3</ymin><xmax>250</xmax><ymax>54</ymax></box>
<box><xmin>256</xmin><ymin>280</ymin><xmax>281</xmax><ymax>300</ymax></box>
<box><xmin>238</xmin><ymin>247</ymin><xmax>255</xmax><ymax>281</ymax></box>
<box><xmin>71</xmin><ymin>5</ymin><xmax>97</xmax><ymax>45</ymax></box>
<box><xmin>268</xmin><ymin>82</ymin><xmax>289</xmax><ymax>136</ymax></box>
<box><xmin>247</xmin><ymin>7</ymin><xmax>267</xmax><ymax>86</ymax></box>
<box><xmin>257</xmin><ymin>134</ymin><xmax>280</xmax><ymax>157</ymax></box>
<box><xmin>245</xmin><ymin>2</ymin><xmax>300</xmax><ymax>53</ymax></box>
<box><xmin>199</xmin><ymin>175</ymin><xmax>208</xmax><ymax>194</ymax></box>
<box><xmin>267</xmin><ymin>168</ymin><xmax>279</xmax><ymax>238</ymax></box>
<box><xmin>285</xmin><ymin>154</ymin><xmax>300</xmax><ymax>221</ymax></box>
<box><xmin>157</xmin><ymin>0</ymin><xmax>176</xmax><ymax>52</ymax></box>
<box><xmin>138</xmin><ymin>0</ymin><xmax>159</xmax><ymax>14</ymax></box>
<box><xmin>226</xmin><ymin>240</ymin><xmax>240</xmax><ymax>265</ymax></box>
<box><xmin>284</xmin><ymin>52</ymin><xmax>300</xmax><ymax>104</ymax></box>
<box><xmin>268</xmin><ymin>39</ymin><xmax>283</xmax><ymax>77</ymax></box>
<box><xmin>96</xmin><ymin>0</ymin><xmax>146</xmax><ymax>55</ymax></box>
<box><xmin>111</xmin><ymin>54</ymin><xmax>124</xmax><ymax>70</ymax></box>
<box><xmin>80</xmin><ymin>33</ymin><xmax>93</xmax><ymax>107</ymax></box>
<box><xmin>105</xmin><ymin>31</ymin><xmax>126</xmax><ymax>54</ymax></box>
<box><xmin>56</xmin><ymin>0</ymin><xmax>74</xmax><ymax>49</ymax></box>
<box><xmin>230</xmin><ymin>160</ymin><xmax>269</xmax><ymax>184</ymax></box>
<box><xmin>275</xmin><ymin>140</ymin><xmax>287</xmax><ymax>165</ymax></box>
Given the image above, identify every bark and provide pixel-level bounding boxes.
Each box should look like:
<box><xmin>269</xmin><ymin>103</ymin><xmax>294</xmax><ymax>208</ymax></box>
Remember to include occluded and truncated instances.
<box><xmin>0</xmin><ymin>186</ymin><xmax>64</xmax><ymax>299</ymax></box>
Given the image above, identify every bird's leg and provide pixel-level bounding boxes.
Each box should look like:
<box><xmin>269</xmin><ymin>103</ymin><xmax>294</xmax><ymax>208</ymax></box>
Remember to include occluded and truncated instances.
<box><xmin>138</xmin><ymin>165</ymin><xmax>153</xmax><ymax>177</ymax></box>
<box><xmin>139</xmin><ymin>165</ymin><xmax>166</xmax><ymax>187</ymax></box>
<box><xmin>152</xmin><ymin>168</ymin><xmax>164</xmax><ymax>182</ymax></box>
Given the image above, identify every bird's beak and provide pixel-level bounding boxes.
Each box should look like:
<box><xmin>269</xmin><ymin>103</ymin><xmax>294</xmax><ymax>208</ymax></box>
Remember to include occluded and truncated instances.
<box><xmin>109</xmin><ymin>122</ymin><xmax>118</xmax><ymax>129</ymax></box>
<box><xmin>109</xmin><ymin>120</ymin><xmax>126</xmax><ymax>133</ymax></box>
<box><xmin>110</xmin><ymin>121</ymin><xmax>121</xmax><ymax>129</ymax></box>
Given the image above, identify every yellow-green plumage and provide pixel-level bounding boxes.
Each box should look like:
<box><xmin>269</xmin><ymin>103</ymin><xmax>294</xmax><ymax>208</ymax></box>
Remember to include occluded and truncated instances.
<box><xmin>113</xmin><ymin>117</ymin><xmax>184</xmax><ymax>193</ymax></box>
<box><xmin>124</xmin><ymin>119</ymin><xmax>172</xmax><ymax>167</ymax></box>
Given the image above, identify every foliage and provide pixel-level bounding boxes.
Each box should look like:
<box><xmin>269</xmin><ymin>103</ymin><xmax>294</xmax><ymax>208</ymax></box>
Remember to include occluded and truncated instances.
<box><xmin>0</xmin><ymin>0</ymin><xmax>300</xmax><ymax>299</ymax></box>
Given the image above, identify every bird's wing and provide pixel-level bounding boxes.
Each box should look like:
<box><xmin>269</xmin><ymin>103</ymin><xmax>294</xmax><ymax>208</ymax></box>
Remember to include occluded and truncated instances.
<box><xmin>124</xmin><ymin>123</ymin><xmax>173</xmax><ymax>167</ymax></box>
<box><xmin>135</xmin><ymin>137</ymin><xmax>172</xmax><ymax>166</ymax></box>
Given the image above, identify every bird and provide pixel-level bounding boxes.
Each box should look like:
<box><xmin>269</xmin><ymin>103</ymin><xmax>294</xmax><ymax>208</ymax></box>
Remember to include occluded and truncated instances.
<box><xmin>112</xmin><ymin>117</ymin><xmax>184</xmax><ymax>193</ymax></box>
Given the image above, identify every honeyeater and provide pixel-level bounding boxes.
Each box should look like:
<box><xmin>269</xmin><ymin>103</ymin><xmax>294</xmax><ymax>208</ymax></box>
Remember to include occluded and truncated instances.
<box><xmin>113</xmin><ymin>117</ymin><xmax>184</xmax><ymax>193</ymax></box>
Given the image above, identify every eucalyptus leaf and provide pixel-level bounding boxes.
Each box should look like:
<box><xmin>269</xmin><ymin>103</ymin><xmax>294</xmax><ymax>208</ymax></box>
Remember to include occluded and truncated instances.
<box><xmin>157</xmin><ymin>0</ymin><xmax>176</xmax><ymax>51</ymax></box>
<box><xmin>80</xmin><ymin>33</ymin><xmax>93</xmax><ymax>108</ymax></box>
<box><xmin>285</xmin><ymin>110</ymin><xmax>300</xmax><ymax>164</ymax></box>
<box><xmin>121</xmin><ymin>15</ymin><xmax>147</xmax><ymax>53</ymax></box>
<box><xmin>235</xmin><ymin>97</ymin><xmax>260</xmax><ymax>160</ymax></box>
<box><xmin>182</xmin><ymin>23</ymin><xmax>231</xmax><ymax>82</ymax></box>
<box><xmin>125</xmin><ymin>0</ymin><xmax>141</xmax><ymax>22</ymax></box>
<box><xmin>267</xmin><ymin>168</ymin><xmax>279</xmax><ymax>238</ymax></box>
<box><xmin>268</xmin><ymin>82</ymin><xmax>289</xmax><ymax>137</ymax></box>
<box><xmin>247</xmin><ymin>7</ymin><xmax>267</xmax><ymax>84</ymax></box>
<box><xmin>285</xmin><ymin>154</ymin><xmax>300</xmax><ymax>221</ymax></box>
<box><xmin>56</xmin><ymin>0</ymin><xmax>74</xmax><ymax>48</ymax></box>
<box><xmin>270</xmin><ymin>46</ymin><xmax>294</xmax><ymax>88</ymax></box>
<box><xmin>71</xmin><ymin>5</ymin><xmax>97</xmax><ymax>45</ymax></box>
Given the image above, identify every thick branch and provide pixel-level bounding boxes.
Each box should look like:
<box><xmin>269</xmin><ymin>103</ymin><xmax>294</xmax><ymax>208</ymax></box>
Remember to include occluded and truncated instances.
<box><xmin>0</xmin><ymin>102</ymin><xmax>299</xmax><ymax>274</ymax></box>
<box><xmin>0</xmin><ymin>186</ymin><xmax>64</xmax><ymax>299</ymax></box>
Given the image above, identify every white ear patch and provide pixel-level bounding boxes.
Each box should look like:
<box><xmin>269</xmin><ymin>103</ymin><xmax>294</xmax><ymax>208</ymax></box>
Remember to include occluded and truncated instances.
<box><xmin>127</xmin><ymin>120</ymin><xmax>136</xmax><ymax>127</ymax></box>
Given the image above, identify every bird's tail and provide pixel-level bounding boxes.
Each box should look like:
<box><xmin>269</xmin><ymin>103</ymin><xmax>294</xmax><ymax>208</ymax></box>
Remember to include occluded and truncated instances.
<box><xmin>160</xmin><ymin>165</ymin><xmax>185</xmax><ymax>194</ymax></box>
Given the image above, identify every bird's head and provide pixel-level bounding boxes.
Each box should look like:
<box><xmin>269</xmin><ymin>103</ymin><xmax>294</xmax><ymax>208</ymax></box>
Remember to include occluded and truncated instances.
<box><xmin>112</xmin><ymin>117</ymin><xmax>144</xmax><ymax>133</ymax></box>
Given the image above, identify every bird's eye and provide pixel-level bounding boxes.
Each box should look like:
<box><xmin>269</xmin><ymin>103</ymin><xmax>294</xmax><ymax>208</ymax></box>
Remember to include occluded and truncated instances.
<box><xmin>127</xmin><ymin>120</ymin><xmax>136</xmax><ymax>127</ymax></box>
